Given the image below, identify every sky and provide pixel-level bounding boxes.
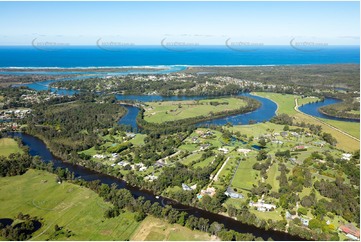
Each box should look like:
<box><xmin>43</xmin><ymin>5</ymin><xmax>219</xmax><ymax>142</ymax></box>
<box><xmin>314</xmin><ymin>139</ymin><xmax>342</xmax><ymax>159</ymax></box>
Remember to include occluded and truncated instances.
<box><xmin>0</xmin><ymin>1</ymin><xmax>359</xmax><ymax>45</ymax></box>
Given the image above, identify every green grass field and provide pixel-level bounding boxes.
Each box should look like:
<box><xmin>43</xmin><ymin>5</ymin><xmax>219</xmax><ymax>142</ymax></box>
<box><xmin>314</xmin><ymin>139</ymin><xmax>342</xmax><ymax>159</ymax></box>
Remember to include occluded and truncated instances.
<box><xmin>130</xmin><ymin>134</ymin><xmax>147</xmax><ymax>146</ymax></box>
<box><xmin>181</xmin><ymin>152</ymin><xmax>203</xmax><ymax>166</ymax></box>
<box><xmin>194</xmin><ymin>156</ymin><xmax>214</xmax><ymax>168</ymax></box>
<box><xmin>228</xmin><ymin>122</ymin><xmax>285</xmax><ymax>137</ymax></box>
<box><xmin>144</xmin><ymin>98</ymin><xmax>247</xmax><ymax>123</ymax></box>
<box><xmin>131</xmin><ymin>216</ymin><xmax>213</xmax><ymax>241</ymax></box>
<box><xmin>254</xmin><ymin>92</ymin><xmax>360</xmax><ymax>152</ymax></box>
<box><xmin>0</xmin><ymin>169</ymin><xmax>140</xmax><ymax>240</ymax></box>
<box><xmin>0</xmin><ymin>138</ymin><xmax>23</xmax><ymax>157</ymax></box>
<box><xmin>293</xmin><ymin>113</ymin><xmax>359</xmax><ymax>151</ymax></box>
<box><xmin>253</xmin><ymin>92</ymin><xmax>298</xmax><ymax>115</ymax></box>
<box><xmin>265</xmin><ymin>162</ymin><xmax>280</xmax><ymax>192</ymax></box>
<box><xmin>231</xmin><ymin>156</ymin><xmax>260</xmax><ymax>191</ymax></box>
<box><xmin>320</xmin><ymin>118</ymin><xmax>360</xmax><ymax>139</ymax></box>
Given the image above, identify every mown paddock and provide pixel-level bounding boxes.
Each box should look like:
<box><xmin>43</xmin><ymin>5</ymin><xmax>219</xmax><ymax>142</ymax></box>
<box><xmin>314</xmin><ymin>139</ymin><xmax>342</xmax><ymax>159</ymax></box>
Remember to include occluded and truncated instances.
<box><xmin>0</xmin><ymin>169</ymin><xmax>140</xmax><ymax>241</ymax></box>
<box><xmin>0</xmin><ymin>138</ymin><xmax>23</xmax><ymax>157</ymax></box>
<box><xmin>253</xmin><ymin>92</ymin><xmax>359</xmax><ymax>151</ymax></box>
<box><xmin>144</xmin><ymin>97</ymin><xmax>247</xmax><ymax>123</ymax></box>
<box><xmin>131</xmin><ymin>216</ymin><xmax>213</xmax><ymax>241</ymax></box>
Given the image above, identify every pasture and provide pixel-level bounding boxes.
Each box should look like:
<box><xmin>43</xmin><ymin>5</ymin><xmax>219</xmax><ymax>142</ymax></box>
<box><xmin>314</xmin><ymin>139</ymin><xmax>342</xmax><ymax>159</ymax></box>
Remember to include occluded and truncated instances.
<box><xmin>144</xmin><ymin>98</ymin><xmax>247</xmax><ymax>123</ymax></box>
<box><xmin>0</xmin><ymin>138</ymin><xmax>23</xmax><ymax>157</ymax></box>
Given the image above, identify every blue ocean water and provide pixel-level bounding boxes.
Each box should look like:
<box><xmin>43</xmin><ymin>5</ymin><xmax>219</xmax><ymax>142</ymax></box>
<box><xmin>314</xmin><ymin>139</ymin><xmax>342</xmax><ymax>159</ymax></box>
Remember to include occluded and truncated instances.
<box><xmin>0</xmin><ymin>46</ymin><xmax>359</xmax><ymax>67</ymax></box>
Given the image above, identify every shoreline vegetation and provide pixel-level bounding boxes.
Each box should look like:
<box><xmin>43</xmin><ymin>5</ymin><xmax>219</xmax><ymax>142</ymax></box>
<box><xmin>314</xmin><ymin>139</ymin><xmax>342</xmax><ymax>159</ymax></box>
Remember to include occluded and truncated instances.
<box><xmin>318</xmin><ymin>102</ymin><xmax>360</xmax><ymax>121</ymax></box>
<box><xmin>142</xmin><ymin>97</ymin><xmax>260</xmax><ymax>124</ymax></box>
<box><xmin>1</xmin><ymin>63</ymin><xmax>360</xmax><ymax>241</ymax></box>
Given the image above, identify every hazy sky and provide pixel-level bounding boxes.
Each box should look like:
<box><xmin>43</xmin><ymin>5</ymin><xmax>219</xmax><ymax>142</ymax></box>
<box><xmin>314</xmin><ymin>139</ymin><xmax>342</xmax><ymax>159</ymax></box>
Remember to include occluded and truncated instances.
<box><xmin>0</xmin><ymin>1</ymin><xmax>359</xmax><ymax>45</ymax></box>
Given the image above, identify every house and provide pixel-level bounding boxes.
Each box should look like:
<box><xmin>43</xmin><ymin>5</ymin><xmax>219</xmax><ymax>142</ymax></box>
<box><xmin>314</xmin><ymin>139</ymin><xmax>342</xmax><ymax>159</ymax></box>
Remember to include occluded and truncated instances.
<box><xmin>338</xmin><ymin>224</ymin><xmax>360</xmax><ymax>240</ymax></box>
<box><xmin>155</xmin><ymin>160</ymin><xmax>166</xmax><ymax>167</ymax></box>
<box><xmin>200</xmin><ymin>187</ymin><xmax>216</xmax><ymax>197</ymax></box>
<box><xmin>316</xmin><ymin>159</ymin><xmax>327</xmax><ymax>164</ymax></box>
<box><xmin>257</xmin><ymin>207</ymin><xmax>267</xmax><ymax>212</ymax></box>
<box><xmin>218</xmin><ymin>147</ymin><xmax>229</xmax><ymax>154</ymax></box>
<box><xmin>93</xmin><ymin>154</ymin><xmax>106</xmax><ymax>159</ymax></box>
<box><xmin>271</xmin><ymin>140</ymin><xmax>283</xmax><ymax>145</ymax></box>
<box><xmin>200</xmin><ymin>143</ymin><xmax>210</xmax><ymax>150</ymax></box>
<box><xmin>145</xmin><ymin>175</ymin><xmax>158</xmax><ymax>182</ymax></box>
<box><xmin>139</xmin><ymin>167</ymin><xmax>147</xmax><ymax>172</ymax></box>
<box><xmin>313</xmin><ymin>141</ymin><xmax>326</xmax><ymax>147</ymax></box>
<box><xmin>190</xmin><ymin>184</ymin><xmax>197</xmax><ymax>190</ymax></box>
<box><xmin>249</xmin><ymin>201</ymin><xmax>276</xmax><ymax>212</ymax></box>
<box><xmin>290</xmin><ymin>131</ymin><xmax>300</xmax><ymax>137</ymax></box>
<box><xmin>289</xmin><ymin>158</ymin><xmax>301</xmax><ymax>165</ymax></box>
<box><xmin>126</xmin><ymin>133</ymin><xmax>136</xmax><ymax>138</ymax></box>
<box><xmin>285</xmin><ymin>211</ymin><xmax>293</xmax><ymax>220</ymax></box>
<box><xmin>293</xmin><ymin>145</ymin><xmax>306</xmax><ymax>151</ymax></box>
<box><xmin>182</xmin><ymin>183</ymin><xmax>193</xmax><ymax>191</ymax></box>
<box><xmin>280</xmin><ymin>131</ymin><xmax>288</xmax><ymax>137</ymax></box>
<box><xmin>341</xmin><ymin>153</ymin><xmax>352</xmax><ymax>161</ymax></box>
<box><xmin>224</xmin><ymin>187</ymin><xmax>243</xmax><ymax>199</ymax></box>
<box><xmin>117</xmin><ymin>161</ymin><xmax>129</xmax><ymax>167</ymax></box>
<box><xmin>191</xmin><ymin>137</ymin><xmax>199</xmax><ymax>143</ymax></box>
<box><xmin>300</xmin><ymin>217</ymin><xmax>310</xmax><ymax>227</ymax></box>
<box><xmin>237</xmin><ymin>148</ymin><xmax>252</xmax><ymax>156</ymax></box>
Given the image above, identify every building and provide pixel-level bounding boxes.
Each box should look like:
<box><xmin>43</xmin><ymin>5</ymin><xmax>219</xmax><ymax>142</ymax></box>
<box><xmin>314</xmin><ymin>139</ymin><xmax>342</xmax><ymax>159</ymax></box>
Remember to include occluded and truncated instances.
<box><xmin>338</xmin><ymin>224</ymin><xmax>360</xmax><ymax>240</ymax></box>
<box><xmin>313</xmin><ymin>141</ymin><xmax>326</xmax><ymax>147</ymax></box>
<box><xmin>237</xmin><ymin>148</ymin><xmax>252</xmax><ymax>156</ymax></box>
<box><xmin>280</xmin><ymin>131</ymin><xmax>288</xmax><ymax>137</ymax></box>
<box><xmin>218</xmin><ymin>147</ymin><xmax>229</xmax><ymax>154</ymax></box>
<box><xmin>182</xmin><ymin>183</ymin><xmax>193</xmax><ymax>191</ymax></box>
<box><xmin>293</xmin><ymin>145</ymin><xmax>306</xmax><ymax>151</ymax></box>
<box><xmin>200</xmin><ymin>187</ymin><xmax>216</xmax><ymax>197</ymax></box>
<box><xmin>271</xmin><ymin>140</ymin><xmax>283</xmax><ymax>145</ymax></box>
<box><xmin>300</xmin><ymin>217</ymin><xmax>310</xmax><ymax>227</ymax></box>
<box><xmin>200</xmin><ymin>143</ymin><xmax>210</xmax><ymax>150</ymax></box>
<box><xmin>290</xmin><ymin>131</ymin><xmax>300</xmax><ymax>137</ymax></box>
<box><xmin>249</xmin><ymin>201</ymin><xmax>276</xmax><ymax>212</ymax></box>
<box><xmin>224</xmin><ymin>187</ymin><xmax>244</xmax><ymax>199</ymax></box>
<box><xmin>341</xmin><ymin>153</ymin><xmax>352</xmax><ymax>161</ymax></box>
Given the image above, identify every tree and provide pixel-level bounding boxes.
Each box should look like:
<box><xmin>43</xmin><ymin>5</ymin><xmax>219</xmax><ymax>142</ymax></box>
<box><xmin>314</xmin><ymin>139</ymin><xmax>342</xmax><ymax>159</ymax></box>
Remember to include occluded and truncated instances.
<box><xmin>259</xmin><ymin>138</ymin><xmax>267</xmax><ymax>147</ymax></box>
<box><xmin>257</xmin><ymin>150</ymin><xmax>268</xmax><ymax>161</ymax></box>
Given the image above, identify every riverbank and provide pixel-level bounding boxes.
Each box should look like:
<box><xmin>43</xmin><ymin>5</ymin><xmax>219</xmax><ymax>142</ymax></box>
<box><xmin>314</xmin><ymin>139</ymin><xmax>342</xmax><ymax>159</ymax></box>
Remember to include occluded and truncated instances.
<box><xmin>254</xmin><ymin>92</ymin><xmax>360</xmax><ymax>151</ymax></box>
<box><xmin>295</xmin><ymin>98</ymin><xmax>360</xmax><ymax>143</ymax></box>
<box><xmin>318</xmin><ymin>106</ymin><xmax>360</xmax><ymax>121</ymax></box>
<box><xmin>9</xmin><ymin>132</ymin><xmax>303</xmax><ymax>241</ymax></box>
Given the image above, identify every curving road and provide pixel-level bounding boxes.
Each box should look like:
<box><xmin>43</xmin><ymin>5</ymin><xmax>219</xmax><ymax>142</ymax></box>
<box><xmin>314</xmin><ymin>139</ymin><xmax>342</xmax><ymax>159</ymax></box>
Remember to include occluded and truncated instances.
<box><xmin>294</xmin><ymin>98</ymin><xmax>360</xmax><ymax>142</ymax></box>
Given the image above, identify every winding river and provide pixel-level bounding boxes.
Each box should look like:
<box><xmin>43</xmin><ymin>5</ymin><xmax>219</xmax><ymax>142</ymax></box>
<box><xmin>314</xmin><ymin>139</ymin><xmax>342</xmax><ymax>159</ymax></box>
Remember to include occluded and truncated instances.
<box><xmin>4</xmin><ymin>67</ymin><xmax>358</xmax><ymax>240</ymax></box>
<box><xmin>299</xmin><ymin>98</ymin><xmax>359</xmax><ymax>123</ymax></box>
<box><xmin>8</xmin><ymin>132</ymin><xmax>302</xmax><ymax>241</ymax></box>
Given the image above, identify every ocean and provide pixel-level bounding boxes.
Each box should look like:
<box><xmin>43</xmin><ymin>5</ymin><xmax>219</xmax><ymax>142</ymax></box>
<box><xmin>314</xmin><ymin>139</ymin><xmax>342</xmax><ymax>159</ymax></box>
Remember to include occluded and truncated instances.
<box><xmin>0</xmin><ymin>46</ymin><xmax>359</xmax><ymax>67</ymax></box>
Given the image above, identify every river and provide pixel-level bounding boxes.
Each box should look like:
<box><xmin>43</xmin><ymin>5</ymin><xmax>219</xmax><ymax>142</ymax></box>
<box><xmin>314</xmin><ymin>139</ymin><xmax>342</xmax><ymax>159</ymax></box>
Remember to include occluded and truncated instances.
<box><xmin>299</xmin><ymin>98</ymin><xmax>359</xmax><ymax>123</ymax></box>
<box><xmin>5</xmin><ymin>67</ymin><xmax>356</xmax><ymax>240</ymax></box>
<box><xmin>8</xmin><ymin>132</ymin><xmax>302</xmax><ymax>241</ymax></box>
